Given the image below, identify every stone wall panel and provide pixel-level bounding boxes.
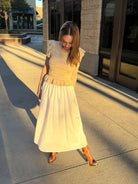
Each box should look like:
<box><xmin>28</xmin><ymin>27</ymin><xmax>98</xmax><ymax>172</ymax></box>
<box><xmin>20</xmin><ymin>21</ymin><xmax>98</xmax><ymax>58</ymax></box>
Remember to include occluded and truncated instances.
<box><xmin>80</xmin><ymin>0</ymin><xmax>102</xmax><ymax>55</ymax></box>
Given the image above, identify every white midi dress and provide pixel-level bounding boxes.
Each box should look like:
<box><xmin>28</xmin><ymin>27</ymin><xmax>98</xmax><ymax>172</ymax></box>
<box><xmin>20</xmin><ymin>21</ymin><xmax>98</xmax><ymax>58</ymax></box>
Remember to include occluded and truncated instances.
<box><xmin>34</xmin><ymin>40</ymin><xmax>88</xmax><ymax>152</ymax></box>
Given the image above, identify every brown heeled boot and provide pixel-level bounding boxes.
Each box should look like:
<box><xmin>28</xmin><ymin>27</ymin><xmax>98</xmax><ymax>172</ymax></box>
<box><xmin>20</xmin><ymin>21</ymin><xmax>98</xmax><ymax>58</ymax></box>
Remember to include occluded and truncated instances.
<box><xmin>48</xmin><ymin>152</ymin><xmax>56</xmax><ymax>163</ymax></box>
<box><xmin>82</xmin><ymin>145</ymin><xmax>98</xmax><ymax>166</ymax></box>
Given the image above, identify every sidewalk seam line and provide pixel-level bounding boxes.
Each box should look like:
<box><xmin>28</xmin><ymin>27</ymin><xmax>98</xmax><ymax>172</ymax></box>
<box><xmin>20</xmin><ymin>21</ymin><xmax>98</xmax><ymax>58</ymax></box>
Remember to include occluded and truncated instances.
<box><xmin>15</xmin><ymin>148</ymin><xmax>138</xmax><ymax>184</ymax></box>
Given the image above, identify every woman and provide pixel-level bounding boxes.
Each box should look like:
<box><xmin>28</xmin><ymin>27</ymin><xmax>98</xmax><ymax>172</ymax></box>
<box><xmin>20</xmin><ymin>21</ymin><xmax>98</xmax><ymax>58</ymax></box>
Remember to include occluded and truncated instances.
<box><xmin>34</xmin><ymin>21</ymin><xmax>97</xmax><ymax>166</ymax></box>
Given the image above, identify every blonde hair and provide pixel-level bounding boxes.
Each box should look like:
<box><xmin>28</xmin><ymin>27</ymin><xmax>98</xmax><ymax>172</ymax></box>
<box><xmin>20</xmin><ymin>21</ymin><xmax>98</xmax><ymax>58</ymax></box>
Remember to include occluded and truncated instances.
<box><xmin>59</xmin><ymin>21</ymin><xmax>80</xmax><ymax>66</ymax></box>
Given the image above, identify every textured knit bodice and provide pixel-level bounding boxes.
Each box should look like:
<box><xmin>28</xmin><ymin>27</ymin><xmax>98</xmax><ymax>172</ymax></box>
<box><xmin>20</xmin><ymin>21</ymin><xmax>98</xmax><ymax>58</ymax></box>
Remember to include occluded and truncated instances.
<box><xmin>44</xmin><ymin>40</ymin><xmax>85</xmax><ymax>86</ymax></box>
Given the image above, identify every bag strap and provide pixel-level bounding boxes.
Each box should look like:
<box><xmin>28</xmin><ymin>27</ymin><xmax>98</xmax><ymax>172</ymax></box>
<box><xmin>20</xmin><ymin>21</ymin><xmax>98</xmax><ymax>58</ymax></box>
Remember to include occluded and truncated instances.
<box><xmin>45</xmin><ymin>56</ymin><xmax>50</xmax><ymax>74</ymax></box>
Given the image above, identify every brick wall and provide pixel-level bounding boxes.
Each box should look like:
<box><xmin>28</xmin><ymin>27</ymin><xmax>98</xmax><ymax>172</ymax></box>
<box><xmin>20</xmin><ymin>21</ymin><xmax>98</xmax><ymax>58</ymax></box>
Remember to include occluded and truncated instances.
<box><xmin>79</xmin><ymin>0</ymin><xmax>102</xmax><ymax>76</ymax></box>
<box><xmin>80</xmin><ymin>0</ymin><xmax>102</xmax><ymax>55</ymax></box>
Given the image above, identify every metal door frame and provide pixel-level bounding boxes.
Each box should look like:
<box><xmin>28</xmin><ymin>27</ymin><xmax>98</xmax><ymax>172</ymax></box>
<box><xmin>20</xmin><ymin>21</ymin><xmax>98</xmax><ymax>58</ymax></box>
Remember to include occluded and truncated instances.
<box><xmin>109</xmin><ymin>0</ymin><xmax>138</xmax><ymax>90</ymax></box>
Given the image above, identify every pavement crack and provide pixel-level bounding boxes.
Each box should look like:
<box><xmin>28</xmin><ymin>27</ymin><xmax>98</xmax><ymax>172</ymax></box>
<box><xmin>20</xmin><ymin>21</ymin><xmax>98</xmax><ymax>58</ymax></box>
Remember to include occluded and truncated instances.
<box><xmin>15</xmin><ymin>148</ymin><xmax>138</xmax><ymax>184</ymax></box>
<box><xmin>14</xmin><ymin>163</ymin><xmax>87</xmax><ymax>184</ymax></box>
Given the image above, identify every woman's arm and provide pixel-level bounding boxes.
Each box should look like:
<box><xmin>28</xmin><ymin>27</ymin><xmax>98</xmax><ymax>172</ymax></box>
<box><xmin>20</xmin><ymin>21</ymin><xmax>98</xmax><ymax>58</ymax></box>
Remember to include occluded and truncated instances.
<box><xmin>37</xmin><ymin>57</ymin><xmax>49</xmax><ymax>99</ymax></box>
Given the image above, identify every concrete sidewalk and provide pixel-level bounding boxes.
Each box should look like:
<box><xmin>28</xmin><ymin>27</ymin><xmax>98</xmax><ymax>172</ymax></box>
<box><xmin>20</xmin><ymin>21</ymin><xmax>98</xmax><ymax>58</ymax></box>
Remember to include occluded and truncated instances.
<box><xmin>0</xmin><ymin>37</ymin><xmax>138</xmax><ymax>184</ymax></box>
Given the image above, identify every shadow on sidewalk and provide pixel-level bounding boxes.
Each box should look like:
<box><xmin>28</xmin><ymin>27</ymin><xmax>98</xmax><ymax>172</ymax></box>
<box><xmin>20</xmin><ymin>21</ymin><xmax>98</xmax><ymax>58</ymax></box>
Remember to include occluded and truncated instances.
<box><xmin>0</xmin><ymin>56</ymin><xmax>39</xmax><ymax>127</ymax></box>
<box><xmin>0</xmin><ymin>130</ymin><xmax>12</xmax><ymax>184</ymax></box>
<box><xmin>78</xmin><ymin>72</ymin><xmax>138</xmax><ymax>101</ymax></box>
<box><xmin>3</xmin><ymin>47</ymin><xmax>43</xmax><ymax>68</ymax></box>
<box><xmin>77</xmin><ymin>79</ymin><xmax>138</xmax><ymax>112</ymax></box>
<box><xmin>5</xmin><ymin>44</ymin><xmax>45</xmax><ymax>61</ymax></box>
<box><xmin>84</xmin><ymin>114</ymin><xmax>138</xmax><ymax>174</ymax></box>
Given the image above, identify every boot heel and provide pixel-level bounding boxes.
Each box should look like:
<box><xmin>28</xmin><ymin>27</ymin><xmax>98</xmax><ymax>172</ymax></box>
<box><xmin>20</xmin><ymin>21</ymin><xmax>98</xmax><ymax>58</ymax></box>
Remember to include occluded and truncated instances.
<box><xmin>48</xmin><ymin>152</ymin><xmax>56</xmax><ymax>163</ymax></box>
<box><xmin>82</xmin><ymin>145</ymin><xmax>98</xmax><ymax>166</ymax></box>
<box><xmin>83</xmin><ymin>154</ymin><xmax>88</xmax><ymax>161</ymax></box>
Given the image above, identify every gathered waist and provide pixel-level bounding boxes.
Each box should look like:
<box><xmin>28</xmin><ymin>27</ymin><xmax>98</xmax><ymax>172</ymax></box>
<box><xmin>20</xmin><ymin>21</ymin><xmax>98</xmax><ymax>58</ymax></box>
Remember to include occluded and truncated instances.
<box><xmin>43</xmin><ymin>74</ymin><xmax>73</xmax><ymax>86</ymax></box>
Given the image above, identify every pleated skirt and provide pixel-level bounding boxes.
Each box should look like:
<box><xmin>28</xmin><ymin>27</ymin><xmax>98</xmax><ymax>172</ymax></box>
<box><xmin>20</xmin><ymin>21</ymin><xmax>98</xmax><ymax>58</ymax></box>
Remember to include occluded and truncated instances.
<box><xmin>34</xmin><ymin>82</ymin><xmax>87</xmax><ymax>152</ymax></box>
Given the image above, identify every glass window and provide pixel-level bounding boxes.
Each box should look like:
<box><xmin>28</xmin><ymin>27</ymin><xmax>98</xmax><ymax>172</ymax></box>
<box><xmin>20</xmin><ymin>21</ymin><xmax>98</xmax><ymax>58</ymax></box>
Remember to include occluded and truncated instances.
<box><xmin>99</xmin><ymin>0</ymin><xmax>116</xmax><ymax>77</ymax></box>
<box><xmin>64</xmin><ymin>0</ymin><xmax>73</xmax><ymax>22</ymax></box>
<box><xmin>102</xmin><ymin>57</ymin><xmax>110</xmax><ymax>77</ymax></box>
<box><xmin>49</xmin><ymin>0</ymin><xmax>81</xmax><ymax>40</ymax></box>
<box><xmin>64</xmin><ymin>0</ymin><xmax>81</xmax><ymax>29</ymax></box>
<box><xmin>0</xmin><ymin>11</ymin><xmax>5</xmax><ymax>29</ymax></box>
<box><xmin>49</xmin><ymin>0</ymin><xmax>63</xmax><ymax>40</ymax></box>
<box><xmin>120</xmin><ymin>0</ymin><xmax>138</xmax><ymax>79</ymax></box>
<box><xmin>13</xmin><ymin>14</ymin><xmax>18</xmax><ymax>29</ymax></box>
<box><xmin>73</xmin><ymin>0</ymin><xmax>81</xmax><ymax>29</ymax></box>
<box><xmin>100</xmin><ymin>0</ymin><xmax>115</xmax><ymax>51</ymax></box>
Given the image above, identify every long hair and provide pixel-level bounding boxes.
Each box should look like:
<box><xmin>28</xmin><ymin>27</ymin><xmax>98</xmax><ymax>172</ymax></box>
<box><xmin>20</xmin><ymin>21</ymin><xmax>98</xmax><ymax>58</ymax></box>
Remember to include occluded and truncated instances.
<box><xmin>59</xmin><ymin>21</ymin><xmax>80</xmax><ymax>66</ymax></box>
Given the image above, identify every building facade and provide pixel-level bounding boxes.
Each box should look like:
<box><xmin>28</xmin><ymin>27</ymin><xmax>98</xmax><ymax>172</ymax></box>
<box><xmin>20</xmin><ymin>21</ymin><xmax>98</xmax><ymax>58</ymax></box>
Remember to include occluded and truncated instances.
<box><xmin>43</xmin><ymin>0</ymin><xmax>138</xmax><ymax>91</ymax></box>
<box><xmin>9</xmin><ymin>0</ymin><xmax>36</xmax><ymax>30</ymax></box>
<box><xmin>36</xmin><ymin>6</ymin><xmax>43</xmax><ymax>21</ymax></box>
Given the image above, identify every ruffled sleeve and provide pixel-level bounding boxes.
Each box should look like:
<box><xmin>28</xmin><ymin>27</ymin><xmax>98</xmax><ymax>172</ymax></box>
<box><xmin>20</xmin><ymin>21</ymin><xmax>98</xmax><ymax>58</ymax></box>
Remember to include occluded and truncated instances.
<box><xmin>46</xmin><ymin>40</ymin><xmax>55</xmax><ymax>58</ymax></box>
<box><xmin>79</xmin><ymin>48</ymin><xmax>86</xmax><ymax>62</ymax></box>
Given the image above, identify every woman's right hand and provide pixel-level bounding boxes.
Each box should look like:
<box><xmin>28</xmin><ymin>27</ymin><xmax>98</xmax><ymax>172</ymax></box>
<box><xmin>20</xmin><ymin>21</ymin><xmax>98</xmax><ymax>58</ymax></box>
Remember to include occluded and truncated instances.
<box><xmin>37</xmin><ymin>86</ymin><xmax>41</xmax><ymax>100</ymax></box>
<box><xmin>37</xmin><ymin>64</ymin><xmax>47</xmax><ymax>100</ymax></box>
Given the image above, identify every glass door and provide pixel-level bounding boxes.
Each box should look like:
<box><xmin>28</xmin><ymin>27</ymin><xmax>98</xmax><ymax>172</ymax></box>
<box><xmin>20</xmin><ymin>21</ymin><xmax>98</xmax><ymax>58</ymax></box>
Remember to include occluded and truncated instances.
<box><xmin>48</xmin><ymin>0</ymin><xmax>64</xmax><ymax>40</ymax></box>
<box><xmin>116</xmin><ymin>0</ymin><xmax>138</xmax><ymax>90</ymax></box>
<box><xmin>48</xmin><ymin>0</ymin><xmax>81</xmax><ymax>40</ymax></box>
<box><xmin>99</xmin><ymin>0</ymin><xmax>116</xmax><ymax>78</ymax></box>
<box><xmin>100</xmin><ymin>0</ymin><xmax>138</xmax><ymax>91</ymax></box>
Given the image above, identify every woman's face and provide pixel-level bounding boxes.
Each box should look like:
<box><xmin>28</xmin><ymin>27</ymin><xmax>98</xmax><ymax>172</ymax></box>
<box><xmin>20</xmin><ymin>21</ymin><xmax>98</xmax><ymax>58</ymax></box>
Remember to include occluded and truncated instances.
<box><xmin>61</xmin><ymin>35</ymin><xmax>73</xmax><ymax>52</ymax></box>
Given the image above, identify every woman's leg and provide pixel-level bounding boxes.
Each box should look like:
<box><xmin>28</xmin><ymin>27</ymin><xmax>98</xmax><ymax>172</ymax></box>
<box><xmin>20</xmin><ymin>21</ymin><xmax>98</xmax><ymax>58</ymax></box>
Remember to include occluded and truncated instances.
<box><xmin>48</xmin><ymin>152</ymin><xmax>57</xmax><ymax>163</ymax></box>
<box><xmin>48</xmin><ymin>146</ymin><xmax>98</xmax><ymax>166</ymax></box>
<box><xmin>82</xmin><ymin>145</ymin><xmax>98</xmax><ymax>166</ymax></box>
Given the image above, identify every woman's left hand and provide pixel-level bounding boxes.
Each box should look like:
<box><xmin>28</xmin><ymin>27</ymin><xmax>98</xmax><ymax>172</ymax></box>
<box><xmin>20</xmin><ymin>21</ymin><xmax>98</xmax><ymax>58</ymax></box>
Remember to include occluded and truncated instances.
<box><xmin>37</xmin><ymin>86</ymin><xmax>41</xmax><ymax>100</ymax></box>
